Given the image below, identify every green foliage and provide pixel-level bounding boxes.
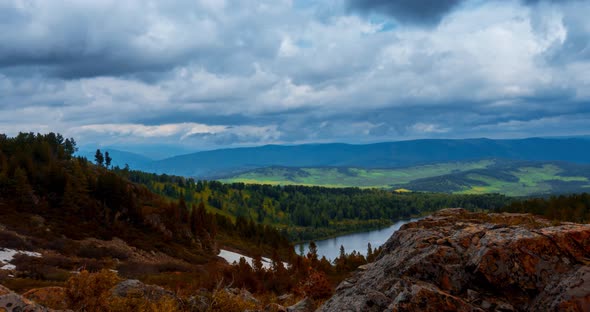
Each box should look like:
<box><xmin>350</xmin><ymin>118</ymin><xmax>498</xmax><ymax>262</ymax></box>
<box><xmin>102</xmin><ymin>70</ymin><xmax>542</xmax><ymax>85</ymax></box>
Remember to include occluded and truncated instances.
<box><xmin>115</xmin><ymin>167</ymin><xmax>510</xmax><ymax>241</ymax></box>
<box><xmin>499</xmin><ymin>193</ymin><xmax>590</xmax><ymax>223</ymax></box>
<box><xmin>95</xmin><ymin>149</ymin><xmax>104</xmax><ymax>167</ymax></box>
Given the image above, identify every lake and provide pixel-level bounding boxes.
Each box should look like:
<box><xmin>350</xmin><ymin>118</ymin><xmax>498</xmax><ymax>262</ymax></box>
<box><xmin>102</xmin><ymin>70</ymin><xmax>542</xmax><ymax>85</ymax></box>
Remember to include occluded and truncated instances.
<box><xmin>295</xmin><ymin>218</ymin><xmax>420</xmax><ymax>261</ymax></box>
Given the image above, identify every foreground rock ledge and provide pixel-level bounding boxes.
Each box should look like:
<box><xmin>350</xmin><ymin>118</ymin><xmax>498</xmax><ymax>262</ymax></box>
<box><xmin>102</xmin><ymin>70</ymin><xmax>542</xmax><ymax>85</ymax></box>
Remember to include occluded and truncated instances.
<box><xmin>319</xmin><ymin>208</ymin><xmax>590</xmax><ymax>312</ymax></box>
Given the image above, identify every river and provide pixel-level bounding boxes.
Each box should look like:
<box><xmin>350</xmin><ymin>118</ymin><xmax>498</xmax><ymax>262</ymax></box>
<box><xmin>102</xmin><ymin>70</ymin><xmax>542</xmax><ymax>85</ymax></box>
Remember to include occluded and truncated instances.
<box><xmin>295</xmin><ymin>218</ymin><xmax>420</xmax><ymax>261</ymax></box>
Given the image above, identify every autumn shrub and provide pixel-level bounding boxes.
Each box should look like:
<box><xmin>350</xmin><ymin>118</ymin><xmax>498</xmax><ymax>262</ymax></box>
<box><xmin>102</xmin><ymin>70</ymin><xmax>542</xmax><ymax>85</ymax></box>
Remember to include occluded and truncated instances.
<box><xmin>109</xmin><ymin>296</ymin><xmax>180</xmax><ymax>312</ymax></box>
<box><xmin>65</xmin><ymin>269</ymin><xmax>120</xmax><ymax>311</ymax></box>
<box><xmin>209</xmin><ymin>288</ymin><xmax>258</xmax><ymax>312</ymax></box>
<box><xmin>301</xmin><ymin>271</ymin><xmax>333</xmax><ymax>300</ymax></box>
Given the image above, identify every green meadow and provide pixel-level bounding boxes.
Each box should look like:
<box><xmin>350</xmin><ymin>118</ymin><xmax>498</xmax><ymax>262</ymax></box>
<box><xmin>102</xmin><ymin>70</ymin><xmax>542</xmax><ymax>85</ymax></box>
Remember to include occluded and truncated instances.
<box><xmin>222</xmin><ymin>160</ymin><xmax>494</xmax><ymax>189</ymax></box>
<box><xmin>221</xmin><ymin>160</ymin><xmax>590</xmax><ymax>196</ymax></box>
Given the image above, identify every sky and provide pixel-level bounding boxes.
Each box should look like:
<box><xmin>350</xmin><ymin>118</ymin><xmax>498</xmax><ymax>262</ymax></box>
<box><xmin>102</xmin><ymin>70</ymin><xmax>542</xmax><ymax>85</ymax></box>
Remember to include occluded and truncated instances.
<box><xmin>1</xmin><ymin>0</ymin><xmax>590</xmax><ymax>154</ymax></box>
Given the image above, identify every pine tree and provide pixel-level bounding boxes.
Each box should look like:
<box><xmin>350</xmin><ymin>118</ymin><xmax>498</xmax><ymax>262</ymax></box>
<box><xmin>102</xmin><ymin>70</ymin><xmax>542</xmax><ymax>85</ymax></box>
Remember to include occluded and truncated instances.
<box><xmin>252</xmin><ymin>254</ymin><xmax>264</xmax><ymax>273</ymax></box>
<box><xmin>367</xmin><ymin>242</ymin><xmax>373</xmax><ymax>261</ymax></box>
<box><xmin>94</xmin><ymin>149</ymin><xmax>104</xmax><ymax>167</ymax></box>
<box><xmin>307</xmin><ymin>241</ymin><xmax>318</xmax><ymax>263</ymax></box>
<box><xmin>104</xmin><ymin>151</ymin><xmax>112</xmax><ymax>169</ymax></box>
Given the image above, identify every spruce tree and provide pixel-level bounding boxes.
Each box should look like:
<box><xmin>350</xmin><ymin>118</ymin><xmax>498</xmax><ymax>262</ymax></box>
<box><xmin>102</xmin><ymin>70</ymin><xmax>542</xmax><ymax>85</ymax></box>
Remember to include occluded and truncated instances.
<box><xmin>94</xmin><ymin>149</ymin><xmax>104</xmax><ymax>167</ymax></box>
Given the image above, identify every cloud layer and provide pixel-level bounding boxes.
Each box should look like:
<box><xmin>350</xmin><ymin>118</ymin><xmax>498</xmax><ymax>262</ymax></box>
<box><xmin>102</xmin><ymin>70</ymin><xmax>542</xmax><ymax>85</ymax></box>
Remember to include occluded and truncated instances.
<box><xmin>0</xmin><ymin>0</ymin><xmax>589</xmax><ymax>152</ymax></box>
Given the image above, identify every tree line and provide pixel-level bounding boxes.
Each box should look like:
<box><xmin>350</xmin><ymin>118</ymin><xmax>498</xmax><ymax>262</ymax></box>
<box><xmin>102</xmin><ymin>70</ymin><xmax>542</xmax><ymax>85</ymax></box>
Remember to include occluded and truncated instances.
<box><xmin>499</xmin><ymin>193</ymin><xmax>590</xmax><ymax>223</ymax></box>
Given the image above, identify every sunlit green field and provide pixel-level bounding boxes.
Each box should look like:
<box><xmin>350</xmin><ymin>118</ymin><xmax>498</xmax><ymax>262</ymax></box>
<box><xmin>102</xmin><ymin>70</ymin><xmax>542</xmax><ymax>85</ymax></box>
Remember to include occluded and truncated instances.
<box><xmin>221</xmin><ymin>160</ymin><xmax>590</xmax><ymax>196</ymax></box>
<box><xmin>222</xmin><ymin>160</ymin><xmax>494</xmax><ymax>189</ymax></box>
<box><xmin>456</xmin><ymin>165</ymin><xmax>588</xmax><ymax>196</ymax></box>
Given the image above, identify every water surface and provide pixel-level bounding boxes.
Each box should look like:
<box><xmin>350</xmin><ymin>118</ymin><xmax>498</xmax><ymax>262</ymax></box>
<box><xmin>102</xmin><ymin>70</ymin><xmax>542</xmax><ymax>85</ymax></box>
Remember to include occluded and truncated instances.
<box><xmin>296</xmin><ymin>218</ymin><xmax>420</xmax><ymax>261</ymax></box>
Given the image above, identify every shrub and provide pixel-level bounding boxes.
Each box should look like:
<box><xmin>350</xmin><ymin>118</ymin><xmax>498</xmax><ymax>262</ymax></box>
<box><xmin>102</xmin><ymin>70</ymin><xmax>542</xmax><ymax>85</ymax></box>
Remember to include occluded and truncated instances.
<box><xmin>209</xmin><ymin>288</ymin><xmax>258</xmax><ymax>312</ymax></box>
<box><xmin>65</xmin><ymin>269</ymin><xmax>119</xmax><ymax>312</ymax></box>
<box><xmin>109</xmin><ymin>296</ymin><xmax>180</xmax><ymax>312</ymax></box>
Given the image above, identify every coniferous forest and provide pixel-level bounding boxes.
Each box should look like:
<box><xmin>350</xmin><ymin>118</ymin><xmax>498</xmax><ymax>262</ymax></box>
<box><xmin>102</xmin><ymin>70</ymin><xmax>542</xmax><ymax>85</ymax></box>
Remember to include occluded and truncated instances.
<box><xmin>116</xmin><ymin>168</ymin><xmax>511</xmax><ymax>241</ymax></box>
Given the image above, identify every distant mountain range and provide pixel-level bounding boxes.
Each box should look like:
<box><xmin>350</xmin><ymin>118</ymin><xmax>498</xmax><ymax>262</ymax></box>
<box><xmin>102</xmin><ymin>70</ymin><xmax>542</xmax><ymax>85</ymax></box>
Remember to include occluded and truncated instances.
<box><xmin>95</xmin><ymin>137</ymin><xmax>590</xmax><ymax>178</ymax></box>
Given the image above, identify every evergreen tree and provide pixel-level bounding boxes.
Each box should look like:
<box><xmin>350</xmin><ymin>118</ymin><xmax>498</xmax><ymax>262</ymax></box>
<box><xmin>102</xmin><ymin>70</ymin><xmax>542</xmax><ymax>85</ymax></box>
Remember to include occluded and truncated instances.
<box><xmin>94</xmin><ymin>149</ymin><xmax>104</xmax><ymax>167</ymax></box>
<box><xmin>104</xmin><ymin>151</ymin><xmax>112</xmax><ymax>169</ymax></box>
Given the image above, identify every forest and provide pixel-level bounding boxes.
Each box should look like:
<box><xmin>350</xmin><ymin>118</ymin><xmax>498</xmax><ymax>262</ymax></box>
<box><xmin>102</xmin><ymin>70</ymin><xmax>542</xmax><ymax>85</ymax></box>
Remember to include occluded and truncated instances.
<box><xmin>499</xmin><ymin>192</ymin><xmax>590</xmax><ymax>223</ymax></box>
<box><xmin>115</xmin><ymin>168</ymin><xmax>511</xmax><ymax>241</ymax></box>
<box><xmin>0</xmin><ymin>132</ymin><xmax>292</xmax><ymax>257</ymax></box>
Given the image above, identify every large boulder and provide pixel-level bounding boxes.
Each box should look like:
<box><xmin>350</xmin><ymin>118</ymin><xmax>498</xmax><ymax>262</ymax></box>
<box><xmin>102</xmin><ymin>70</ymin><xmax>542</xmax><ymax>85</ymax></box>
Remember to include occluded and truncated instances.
<box><xmin>319</xmin><ymin>208</ymin><xmax>590</xmax><ymax>312</ymax></box>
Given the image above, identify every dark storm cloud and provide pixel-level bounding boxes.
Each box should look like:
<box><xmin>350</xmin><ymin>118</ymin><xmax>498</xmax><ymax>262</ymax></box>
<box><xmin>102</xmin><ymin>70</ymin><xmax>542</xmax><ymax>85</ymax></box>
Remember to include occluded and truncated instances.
<box><xmin>0</xmin><ymin>1</ymin><xmax>281</xmax><ymax>79</ymax></box>
<box><xmin>346</xmin><ymin>0</ymin><xmax>465</xmax><ymax>25</ymax></box>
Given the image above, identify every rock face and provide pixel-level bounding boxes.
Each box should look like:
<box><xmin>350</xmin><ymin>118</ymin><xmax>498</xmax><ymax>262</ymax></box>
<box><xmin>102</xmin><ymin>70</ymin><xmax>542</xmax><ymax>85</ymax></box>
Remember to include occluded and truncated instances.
<box><xmin>319</xmin><ymin>208</ymin><xmax>590</xmax><ymax>312</ymax></box>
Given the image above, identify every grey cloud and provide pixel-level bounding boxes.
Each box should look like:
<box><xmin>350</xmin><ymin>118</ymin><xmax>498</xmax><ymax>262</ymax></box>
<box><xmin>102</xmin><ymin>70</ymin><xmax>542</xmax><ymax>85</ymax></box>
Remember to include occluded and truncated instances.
<box><xmin>0</xmin><ymin>1</ymin><xmax>284</xmax><ymax>79</ymax></box>
<box><xmin>346</xmin><ymin>0</ymin><xmax>464</xmax><ymax>26</ymax></box>
<box><xmin>0</xmin><ymin>0</ymin><xmax>589</xmax><ymax>151</ymax></box>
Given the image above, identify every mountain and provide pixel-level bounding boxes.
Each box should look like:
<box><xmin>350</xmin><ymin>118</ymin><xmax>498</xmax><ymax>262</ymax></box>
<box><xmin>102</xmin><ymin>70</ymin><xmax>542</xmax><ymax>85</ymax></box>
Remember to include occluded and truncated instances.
<box><xmin>146</xmin><ymin>138</ymin><xmax>590</xmax><ymax>178</ymax></box>
<box><xmin>77</xmin><ymin>148</ymin><xmax>154</xmax><ymax>169</ymax></box>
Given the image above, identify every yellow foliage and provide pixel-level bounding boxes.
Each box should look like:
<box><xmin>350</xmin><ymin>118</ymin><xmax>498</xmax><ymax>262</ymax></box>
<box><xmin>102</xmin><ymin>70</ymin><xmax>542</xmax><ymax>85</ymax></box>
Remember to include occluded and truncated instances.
<box><xmin>65</xmin><ymin>270</ymin><xmax>180</xmax><ymax>312</ymax></box>
<box><xmin>109</xmin><ymin>296</ymin><xmax>180</xmax><ymax>312</ymax></box>
<box><xmin>209</xmin><ymin>289</ymin><xmax>257</xmax><ymax>312</ymax></box>
<box><xmin>65</xmin><ymin>269</ymin><xmax>119</xmax><ymax>312</ymax></box>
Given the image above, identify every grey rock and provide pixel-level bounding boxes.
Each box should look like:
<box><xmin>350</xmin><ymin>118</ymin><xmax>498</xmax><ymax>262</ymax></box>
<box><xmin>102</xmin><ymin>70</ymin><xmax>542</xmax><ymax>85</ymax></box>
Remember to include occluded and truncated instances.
<box><xmin>286</xmin><ymin>297</ymin><xmax>314</xmax><ymax>312</ymax></box>
<box><xmin>319</xmin><ymin>208</ymin><xmax>590</xmax><ymax>312</ymax></box>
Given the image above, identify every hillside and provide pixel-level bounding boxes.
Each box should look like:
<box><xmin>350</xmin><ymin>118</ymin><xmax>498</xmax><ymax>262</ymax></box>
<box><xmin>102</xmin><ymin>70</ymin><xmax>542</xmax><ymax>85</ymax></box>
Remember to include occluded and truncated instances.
<box><xmin>118</xmin><ymin>168</ymin><xmax>510</xmax><ymax>241</ymax></box>
<box><xmin>0</xmin><ymin>133</ymin><xmax>300</xmax><ymax>297</ymax></box>
<box><xmin>141</xmin><ymin>138</ymin><xmax>590</xmax><ymax>178</ymax></box>
<box><xmin>222</xmin><ymin>160</ymin><xmax>590</xmax><ymax>196</ymax></box>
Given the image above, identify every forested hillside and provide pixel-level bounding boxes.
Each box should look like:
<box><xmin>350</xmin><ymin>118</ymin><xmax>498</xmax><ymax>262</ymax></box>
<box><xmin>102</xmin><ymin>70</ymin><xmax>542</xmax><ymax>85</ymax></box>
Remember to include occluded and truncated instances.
<box><xmin>116</xmin><ymin>168</ymin><xmax>511</xmax><ymax>241</ymax></box>
<box><xmin>0</xmin><ymin>132</ymin><xmax>292</xmax><ymax>259</ymax></box>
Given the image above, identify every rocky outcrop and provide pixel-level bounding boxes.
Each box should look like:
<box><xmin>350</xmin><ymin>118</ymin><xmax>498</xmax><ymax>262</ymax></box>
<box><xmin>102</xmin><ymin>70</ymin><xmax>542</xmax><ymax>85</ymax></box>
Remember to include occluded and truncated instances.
<box><xmin>319</xmin><ymin>208</ymin><xmax>590</xmax><ymax>312</ymax></box>
<box><xmin>0</xmin><ymin>284</ymin><xmax>55</xmax><ymax>311</ymax></box>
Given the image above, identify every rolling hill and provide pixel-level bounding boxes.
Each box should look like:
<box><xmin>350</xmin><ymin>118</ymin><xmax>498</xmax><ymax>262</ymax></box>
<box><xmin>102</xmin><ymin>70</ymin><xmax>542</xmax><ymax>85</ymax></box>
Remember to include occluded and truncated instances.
<box><xmin>141</xmin><ymin>138</ymin><xmax>590</xmax><ymax>178</ymax></box>
<box><xmin>221</xmin><ymin>160</ymin><xmax>590</xmax><ymax>196</ymax></box>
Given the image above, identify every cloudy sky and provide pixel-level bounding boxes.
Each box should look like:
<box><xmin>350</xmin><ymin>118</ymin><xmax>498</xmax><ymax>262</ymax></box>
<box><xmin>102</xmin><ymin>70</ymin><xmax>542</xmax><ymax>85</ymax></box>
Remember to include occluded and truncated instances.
<box><xmin>1</xmin><ymin>0</ymin><xmax>589</xmax><ymax>155</ymax></box>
